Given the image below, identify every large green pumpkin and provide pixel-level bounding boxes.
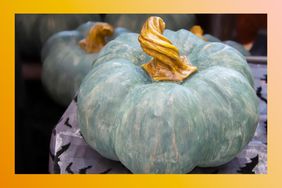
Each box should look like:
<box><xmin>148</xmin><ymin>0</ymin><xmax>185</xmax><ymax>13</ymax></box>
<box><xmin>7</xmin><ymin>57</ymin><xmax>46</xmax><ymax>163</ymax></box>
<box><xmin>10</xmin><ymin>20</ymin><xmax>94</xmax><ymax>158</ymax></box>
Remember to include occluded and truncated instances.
<box><xmin>104</xmin><ymin>14</ymin><xmax>195</xmax><ymax>33</ymax></box>
<box><xmin>42</xmin><ymin>22</ymin><xmax>128</xmax><ymax>106</ymax></box>
<box><xmin>16</xmin><ymin>14</ymin><xmax>101</xmax><ymax>59</ymax></box>
<box><xmin>191</xmin><ymin>25</ymin><xmax>251</xmax><ymax>56</ymax></box>
<box><xmin>77</xmin><ymin>17</ymin><xmax>259</xmax><ymax>173</ymax></box>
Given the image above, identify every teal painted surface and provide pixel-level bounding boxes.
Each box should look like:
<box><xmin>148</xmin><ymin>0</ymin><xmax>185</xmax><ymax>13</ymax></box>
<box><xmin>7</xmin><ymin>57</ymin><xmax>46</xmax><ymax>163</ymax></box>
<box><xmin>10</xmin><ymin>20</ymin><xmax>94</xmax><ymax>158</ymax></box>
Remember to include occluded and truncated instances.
<box><xmin>224</xmin><ymin>40</ymin><xmax>251</xmax><ymax>56</ymax></box>
<box><xmin>41</xmin><ymin>22</ymin><xmax>128</xmax><ymax>106</ymax></box>
<box><xmin>203</xmin><ymin>34</ymin><xmax>221</xmax><ymax>42</ymax></box>
<box><xmin>203</xmin><ymin>34</ymin><xmax>251</xmax><ymax>56</ymax></box>
<box><xmin>78</xmin><ymin>29</ymin><xmax>259</xmax><ymax>173</ymax></box>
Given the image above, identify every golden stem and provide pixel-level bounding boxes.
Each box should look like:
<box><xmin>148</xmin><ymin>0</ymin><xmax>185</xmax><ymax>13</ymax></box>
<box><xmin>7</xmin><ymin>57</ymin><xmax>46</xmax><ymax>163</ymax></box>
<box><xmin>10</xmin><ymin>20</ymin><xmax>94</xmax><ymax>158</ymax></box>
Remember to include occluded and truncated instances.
<box><xmin>190</xmin><ymin>25</ymin><xmax>208</xmax><ymax>41</ymax></box>
<box><xmin>138</xmin><ymin>17</ymin><xmax>197</xmax><ymax>82</ymax></box>
<box><xmin>79</xmin><ymin>23</ymin><xmax>114</xmax><ymax>53</ymax></box>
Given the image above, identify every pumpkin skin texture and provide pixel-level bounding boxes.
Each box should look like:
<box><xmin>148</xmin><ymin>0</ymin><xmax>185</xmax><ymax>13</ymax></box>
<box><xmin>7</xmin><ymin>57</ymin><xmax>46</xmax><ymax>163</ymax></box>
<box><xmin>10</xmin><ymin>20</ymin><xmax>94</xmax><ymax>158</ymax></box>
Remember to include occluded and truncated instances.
<box><xmin>77</xmin><ymin>28</ymin><xmax>259</xmax><ymax>173</ymax></box>
<box><xmin>16</xmin><ymin>14</ymin><xmax>101</xmax><ymax>59</ymax></box>
<box><xmin>42</xmin><ymin>22</ymin><xmax>128</xmax><ymax>106</ymax></box>
<box><xmin>203</xmin><ymin>34</ymin><xmax>251</xmax><ymax>56</ymax></box>
<box><xmin>104</xmin><ymin>14</ymin><xmax>196</xmax><ymax>33</ymax></box>
<box><xmin>203</xmin><ymin>34</ymin><xmax>221</xmax><ymax>42</ymax></box>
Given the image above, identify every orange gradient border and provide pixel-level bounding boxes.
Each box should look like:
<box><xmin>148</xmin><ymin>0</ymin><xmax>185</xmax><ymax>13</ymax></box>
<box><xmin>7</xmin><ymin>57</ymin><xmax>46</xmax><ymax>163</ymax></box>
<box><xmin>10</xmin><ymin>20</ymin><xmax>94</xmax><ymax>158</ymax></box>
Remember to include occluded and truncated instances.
<box><xmin>0</xmin><ymin>0</ymin><xmax>281</xmax><ymax>187</ymax></box>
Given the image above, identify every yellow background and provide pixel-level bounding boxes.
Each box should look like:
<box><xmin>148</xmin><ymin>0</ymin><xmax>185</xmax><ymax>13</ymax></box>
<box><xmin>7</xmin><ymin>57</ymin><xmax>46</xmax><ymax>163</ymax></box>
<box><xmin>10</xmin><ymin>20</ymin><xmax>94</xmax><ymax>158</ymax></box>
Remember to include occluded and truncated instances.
<box><xmin>0</xmin><ymin>0</ymin><xmax>281</xmax><ymax>187</ymax></box>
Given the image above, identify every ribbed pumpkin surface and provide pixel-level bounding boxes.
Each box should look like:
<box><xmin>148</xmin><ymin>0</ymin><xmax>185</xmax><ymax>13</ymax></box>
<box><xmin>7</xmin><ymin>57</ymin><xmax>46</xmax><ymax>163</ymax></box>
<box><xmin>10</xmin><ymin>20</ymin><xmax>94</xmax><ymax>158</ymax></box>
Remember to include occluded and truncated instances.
<box><xmin>78</xmin><ymin>29</ymin><xmax>259</xmax><ymax>173</ymax></box>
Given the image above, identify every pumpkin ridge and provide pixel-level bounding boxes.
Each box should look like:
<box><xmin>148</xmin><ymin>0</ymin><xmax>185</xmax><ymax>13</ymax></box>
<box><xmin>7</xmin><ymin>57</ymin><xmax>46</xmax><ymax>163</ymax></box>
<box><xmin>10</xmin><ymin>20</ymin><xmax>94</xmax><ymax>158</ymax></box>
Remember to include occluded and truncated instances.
<box><xmin>182</xmin><ymin>67</ymin><xmax>259</xmax><ymax>166</ymax></box>
<box><xmin>114</xmin><ymin>83</ymin><xmax>203</xmax><ymax>173</ymax></box>
<box><xmin>192</xmin><ymin>42</ymin><xmax>254</xmax><ymax>87</ymax></box>
<box><xmin>78</xmin><ymin>59</ymin><xmax>150</xmax><ymax>160</ymax></box>
<box><xmin>93</xmin><ymin>33</ymin><xmax>150</xmax><ymax>68</ymax></box>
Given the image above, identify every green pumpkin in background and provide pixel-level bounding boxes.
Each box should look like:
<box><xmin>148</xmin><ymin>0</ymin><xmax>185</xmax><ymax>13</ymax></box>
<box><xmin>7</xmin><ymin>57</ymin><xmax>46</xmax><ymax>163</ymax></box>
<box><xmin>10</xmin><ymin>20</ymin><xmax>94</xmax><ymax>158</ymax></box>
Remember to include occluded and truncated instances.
<box><xmin>16</xmin><ymin>14</ymin><xmax>101</xmax><ymax>59</ymax></box>
<box><xmin>42</xmin><ymin>22</ymin><xmax>128</xmax><ymax>106</ymax></box>
<box><xmin>104</xmin><ymin>14</ymin><xmax>196</xmax><ymax>33</ymax></box>
<box><xmin>191</xmin><ymin>25</ymin><xmax>251</xmax><ymax>56</ymax></box>
<box><xmin>77</xmin><ymin>17</ymin><xmax>259</xmax><ymax>173</ymax></box>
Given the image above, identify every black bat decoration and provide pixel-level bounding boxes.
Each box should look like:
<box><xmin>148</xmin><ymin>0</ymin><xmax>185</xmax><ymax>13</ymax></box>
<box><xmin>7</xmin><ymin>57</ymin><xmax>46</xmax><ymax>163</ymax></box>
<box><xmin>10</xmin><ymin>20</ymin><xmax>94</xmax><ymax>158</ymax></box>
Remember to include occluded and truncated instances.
<box><xmin>53</xmin><ymin>143</ymin><xmax>71</xmax><ymax>174</ymax></box>
<box><xmin>66</xmin><ymin>163</ymin><xmax>92</xmax><ymax>174</ymax></box>
<box><xmin>79</xmin><ymin>166</ymin><xmax>92</xmax><ymax>174</ymax></box>
<box><xmin>64</xmin><ymin>117</ymin><xmax>72</xmax><ymax>128</ymax></box>
<box><xmin>99</xmin><ymin>168</ymin><xmax>112</xmax><ymax>174</ymax></box>
<box><xmin>256</xmin><ymin>87</ymin><xmax>267</xmax><ymax>103</ymax></box>
<box><xmin>237</xmin><ymin>155</ymin><xmax>259</xmax><ymax>174</ymax></box>
<box><xmin>66</xmin><ymin>162</ymin><xmax>74</xmax><ymax>174</ymax></box>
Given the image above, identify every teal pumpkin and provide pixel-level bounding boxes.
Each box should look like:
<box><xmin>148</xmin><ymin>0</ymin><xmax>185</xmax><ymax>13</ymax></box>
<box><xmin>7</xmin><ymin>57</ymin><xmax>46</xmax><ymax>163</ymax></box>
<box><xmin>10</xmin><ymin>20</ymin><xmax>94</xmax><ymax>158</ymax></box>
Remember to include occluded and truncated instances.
<box><xmin>42</xmin><ymin>22</ymin><xmax>128</xmax><ymax>106</ymax></box>
<box><xmin>202</xmin><ymin>34</ymin><xmax>221</xmax><ymax>42</ymax></box>
<box><xmin>205</xmin><ymin>35</ymin><xmax>250</xmax><ymax>56</ymax></box>
<box><xmin>190</xmin><ymin>25</ymin><xmax>251</xmax><ymax>56</ymax></box>
<box><xmin>77</xmin><ymin>17</ymin><xmax>259</xmax><ymax>173</ymax></box>
<box><xmin>16</xmin><ymin>14</ymin><xmax>101</xmax><ymax>59</ymax></box>
<box><xmin>223</xmin><ymin>40</ymin><xmax>251</xmax><ymax>56</ymax></box>
<box><xmin>104</xmin><ymin>14</ymin><xmax>196</xmax><ymax>33</ymax></box>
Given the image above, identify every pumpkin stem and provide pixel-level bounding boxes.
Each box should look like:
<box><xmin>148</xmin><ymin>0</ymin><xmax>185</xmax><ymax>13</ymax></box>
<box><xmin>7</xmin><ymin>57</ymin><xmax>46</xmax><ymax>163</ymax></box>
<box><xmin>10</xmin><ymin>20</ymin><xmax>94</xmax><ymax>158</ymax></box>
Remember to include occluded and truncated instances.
<box><xmin>79</xmin><ymin>23</ymin><xmax>114</xmax><ymax>53</ymax></box>
<box><xmin>138</xmin><ymin>17</ymin><xmax>197</xmax><ymax>82</ymax></box>
<box><xmin>190</xmin><ymin>25</ymin><xmax>208</xmax><ymax>41</ymax></box>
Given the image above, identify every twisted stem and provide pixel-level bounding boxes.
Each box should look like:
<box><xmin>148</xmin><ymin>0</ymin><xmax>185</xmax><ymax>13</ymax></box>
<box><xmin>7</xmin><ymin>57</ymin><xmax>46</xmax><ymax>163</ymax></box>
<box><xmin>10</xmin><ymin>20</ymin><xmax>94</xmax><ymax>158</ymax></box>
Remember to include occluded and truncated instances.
<box><xmin>79</xmin><ymin>23</ymin><xmax>114</xmax><ymax>53</ymax></box>
<box><xmin>138</xmin><ymin>17</ymin><xmax>197</xmax><ymax>82</ymax></box>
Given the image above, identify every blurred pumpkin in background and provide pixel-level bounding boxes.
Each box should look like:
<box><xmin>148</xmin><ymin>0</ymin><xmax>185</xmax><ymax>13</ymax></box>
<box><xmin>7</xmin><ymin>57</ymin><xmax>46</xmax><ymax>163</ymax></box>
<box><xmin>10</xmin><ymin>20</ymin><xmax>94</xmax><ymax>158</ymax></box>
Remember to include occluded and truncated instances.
<box><xmin>41</xmin><ymin>22</ymin><xmax>129</xmax><ymax>106</ymax></box>
<box><xmin>16</xmin><ymin>14</ymin><xmax>101</xmax><ymax>60</ymax></box>
<box><xmin>104</xmin><ymin>14</ymin><xmax>196</xmax><ymax>33</ymax></box>
<box><xmin>191</xmin><ymin>25</ymin><xmax>251</xmax><ymax>56</ymax></box>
